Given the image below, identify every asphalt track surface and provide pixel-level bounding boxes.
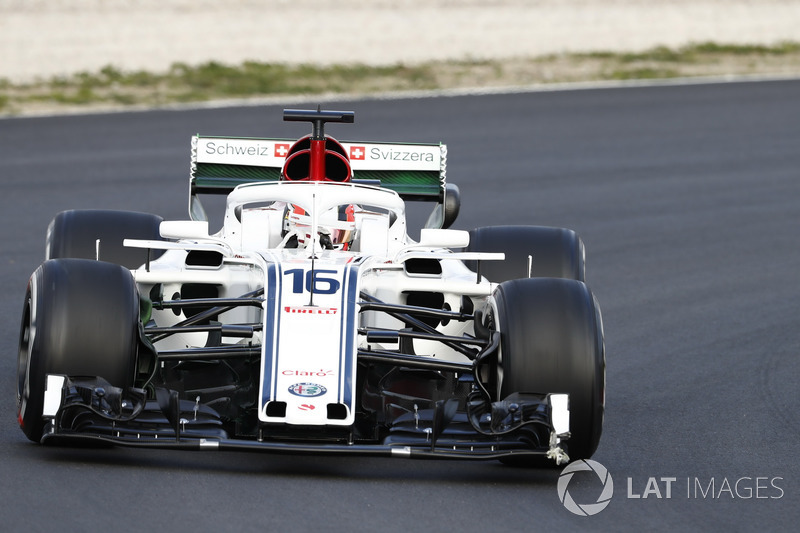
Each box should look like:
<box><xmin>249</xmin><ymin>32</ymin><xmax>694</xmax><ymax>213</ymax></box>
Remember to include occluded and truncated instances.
<box><xmin>1</xmin><ymin>80</ymin><xmax>798</xmax><ymax>532</ymax></box>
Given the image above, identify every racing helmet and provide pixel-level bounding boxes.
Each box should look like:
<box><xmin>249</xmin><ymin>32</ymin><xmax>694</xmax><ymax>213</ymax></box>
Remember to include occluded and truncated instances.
<box><xmin>283</xmin><ymin>204</ymin><xmax>356</xmax><ymax>251</ymax></box>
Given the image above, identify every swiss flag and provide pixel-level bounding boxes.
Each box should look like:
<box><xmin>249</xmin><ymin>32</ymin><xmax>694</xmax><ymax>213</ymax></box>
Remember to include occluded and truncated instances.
<box><xmin>349</xmin><ymin>146</ymin><xmax>366</xmax><ymax>160</ymax></box>
<box><xmin>275</xmin><ymin>143</ymin><xmax>291</xmax><ymax>158</ymax></box>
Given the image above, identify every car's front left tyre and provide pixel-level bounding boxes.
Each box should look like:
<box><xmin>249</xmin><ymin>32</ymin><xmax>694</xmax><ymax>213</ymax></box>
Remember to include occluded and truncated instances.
<box><xmin>490</xmin><ymin>277</ymin><xmax>605</xmax><ymax>463</ymax></box>
<box><xmin>17</xmin><ymin>259</ymin><xmax>140</xmax><ymax>442</ymax></box>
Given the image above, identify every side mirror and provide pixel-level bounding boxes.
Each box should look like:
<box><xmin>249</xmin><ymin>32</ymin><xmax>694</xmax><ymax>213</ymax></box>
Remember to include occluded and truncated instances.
<box><xmin>418</xmin><ymin>228</ymin><xmax>470</xmax><ymax>249</ymax></box>
<box><xmin>160</xmin><ymin>220</ymin><xmax>210</xmax><ymax>240</ymax></box>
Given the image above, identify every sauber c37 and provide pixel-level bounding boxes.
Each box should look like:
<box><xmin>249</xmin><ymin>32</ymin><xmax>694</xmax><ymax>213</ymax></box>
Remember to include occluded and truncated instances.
<box><xmin>17</xmin><ymin>109</ymin><xmax>605</xmax><ymax>465</ymax></box>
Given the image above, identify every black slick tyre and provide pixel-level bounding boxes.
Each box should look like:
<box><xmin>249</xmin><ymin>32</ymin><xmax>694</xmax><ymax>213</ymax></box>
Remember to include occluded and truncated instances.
<box><xmin>47</xmin><ymin>209</ymin><xmax>163</xmax><ymax>269</ymax></box>
<box><xmin>465</xmin><ymin>225</ymin><xmax>585</xmax><ymax>282</ymax></box>
<box><xmin>492</xmin><ymin>277</ymin><xmax>605</xmax><ymax>462</ymax></box>
<box><xmin>17</xmin><ymin>259</ymin><xmax>140</xmax><ymax>442</ymax></box>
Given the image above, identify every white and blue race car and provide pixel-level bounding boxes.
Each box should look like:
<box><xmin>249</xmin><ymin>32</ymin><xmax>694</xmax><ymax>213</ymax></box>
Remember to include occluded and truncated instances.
<box><xmin>17</xmin><ymin>108</ymin><xmax>605</xmax><ymax>465</ymax></box>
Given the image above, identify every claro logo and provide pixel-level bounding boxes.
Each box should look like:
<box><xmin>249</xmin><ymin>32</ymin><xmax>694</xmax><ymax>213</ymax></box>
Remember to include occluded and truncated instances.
<box><xmin>557</xmin><ymin>459</ymin><xmax>614</xmax><ymax>516</ymax></box>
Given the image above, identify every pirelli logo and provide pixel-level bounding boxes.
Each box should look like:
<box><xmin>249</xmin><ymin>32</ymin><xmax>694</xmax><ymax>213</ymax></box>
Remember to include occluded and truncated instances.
<box><xmin>284</xmin><ymin>306</ymin><xmax>338</xmax><ymax>315</ymax></box>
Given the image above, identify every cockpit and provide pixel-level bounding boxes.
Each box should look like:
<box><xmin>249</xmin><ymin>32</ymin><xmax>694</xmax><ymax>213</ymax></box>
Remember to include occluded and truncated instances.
<box><xmin>222</xmin><ymin>181</ymin><xmax>407</xmax><ymax>256</ymax></box>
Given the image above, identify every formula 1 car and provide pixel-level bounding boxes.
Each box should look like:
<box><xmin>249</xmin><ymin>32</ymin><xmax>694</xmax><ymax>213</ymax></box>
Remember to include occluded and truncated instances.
<box><xmin>17</xmin><ymin>108</ymin><xmax>605</xmax><ymax>465</ymax></box>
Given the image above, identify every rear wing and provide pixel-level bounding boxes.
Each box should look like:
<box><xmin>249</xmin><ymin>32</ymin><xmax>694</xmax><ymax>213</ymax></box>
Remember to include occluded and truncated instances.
<box><xmin>190</xmin><ymin>136</ymin><xmax>455</xmax><ymax>226</ymax></box>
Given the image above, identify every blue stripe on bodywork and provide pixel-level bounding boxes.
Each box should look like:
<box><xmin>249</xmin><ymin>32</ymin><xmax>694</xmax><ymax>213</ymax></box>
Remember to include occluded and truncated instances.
<box><xmin>337</xmin><ymin>269</ymin><xmax>347</xmax><ymax>404</ymax></box>
<box><xmin>270</xmin><ymin>263</ymin><xmax>283</xmax><ymax>402</ymax></box>
<box><xmin>261</xmin><ymin>262</ymin><xmax>280</xmax><ymax>404</ymax></box>
<box><xmin>339</xmin><ymin>265</ymin><xmax>359</xmax><ymax>407</ymax></box>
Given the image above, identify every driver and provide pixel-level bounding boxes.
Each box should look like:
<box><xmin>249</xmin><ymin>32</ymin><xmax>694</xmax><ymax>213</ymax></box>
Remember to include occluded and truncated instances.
<box><xmin>278</xmin><ymin>134</ymin><xmax>358</xmax><ymax>250</ymax></box>
<box><xmin>282</xmin><ymin>203</ymin><xmax>356</xmax><ymax>251</ymax></box>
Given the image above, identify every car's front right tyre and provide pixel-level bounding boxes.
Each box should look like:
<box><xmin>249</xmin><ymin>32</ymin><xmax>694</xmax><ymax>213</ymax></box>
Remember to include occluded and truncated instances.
<box><xmin>17</xmin><ymin>259</ymin><xmax>140</xmax><ymax>442</ymax></box>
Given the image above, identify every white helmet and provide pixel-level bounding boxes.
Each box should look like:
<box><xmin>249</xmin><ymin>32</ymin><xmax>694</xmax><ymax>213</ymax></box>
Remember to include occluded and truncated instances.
<box><xmin>283</xmin><ymin>204</ymin><xmax>356</xmax><ymax>251</ymax></box>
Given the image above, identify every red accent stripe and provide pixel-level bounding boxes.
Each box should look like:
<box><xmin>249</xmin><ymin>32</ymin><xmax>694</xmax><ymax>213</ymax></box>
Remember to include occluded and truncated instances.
<box><xmin>309</xmin><ymin>139</ymin><xmax>326</xmax><ymax>181</ymax></box>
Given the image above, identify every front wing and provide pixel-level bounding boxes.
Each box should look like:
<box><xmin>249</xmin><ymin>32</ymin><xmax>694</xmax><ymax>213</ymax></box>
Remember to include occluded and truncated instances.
<box><xmin>39</xmin><ymin>374</ymin><xmax>571</xmax><ymax>464</ymax></box>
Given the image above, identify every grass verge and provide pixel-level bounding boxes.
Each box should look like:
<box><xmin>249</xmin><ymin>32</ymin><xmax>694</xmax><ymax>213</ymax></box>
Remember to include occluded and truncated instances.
<box><xmin>2</xmin><ymin>41</ymin><xmax>799</xmax><ymax>116</ymax></box>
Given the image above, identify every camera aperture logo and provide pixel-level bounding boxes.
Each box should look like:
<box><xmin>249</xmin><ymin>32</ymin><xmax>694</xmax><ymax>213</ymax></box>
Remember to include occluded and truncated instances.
<box><xmin>557</xmin><ymin>459</ymin><xmax>614</xmax><ymax>516</ymax></box>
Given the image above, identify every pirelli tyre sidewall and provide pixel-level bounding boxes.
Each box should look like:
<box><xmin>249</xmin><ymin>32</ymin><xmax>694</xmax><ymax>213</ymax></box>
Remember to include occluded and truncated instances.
<box><xmin>46</xmin><ymin>209</ymin><xmax>163</xmax><ymax>269</ymax></box>
<box><xmin>17</xmin><ymin>259</ymin><xmax>140</xmax><ymax>442</ymax></box>
<box><xmin>465</xmin><ymin>225</ymin><xmax>585</xmax><ymax>283</ymax></box>
<box><xmin>491</xmin><ymin>277</ymin><xmax>605</xmax><ymax>461</ymax></box>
